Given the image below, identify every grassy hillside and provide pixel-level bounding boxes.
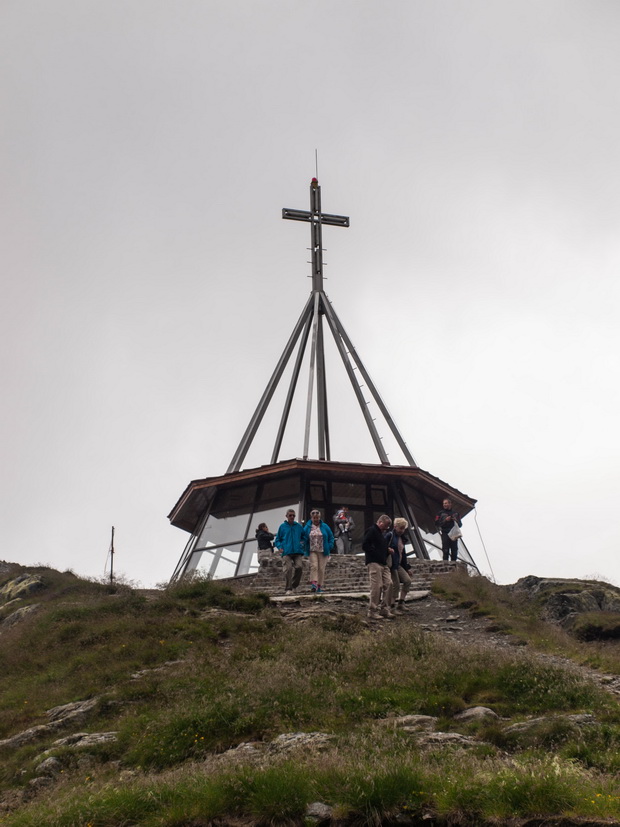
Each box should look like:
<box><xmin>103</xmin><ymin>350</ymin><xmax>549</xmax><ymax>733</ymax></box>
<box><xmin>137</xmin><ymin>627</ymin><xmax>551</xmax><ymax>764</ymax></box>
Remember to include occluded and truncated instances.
<box><xmin>2</xmin><ymin>563</ymin><xmax>620</xmax><ymax>825</ymax></box>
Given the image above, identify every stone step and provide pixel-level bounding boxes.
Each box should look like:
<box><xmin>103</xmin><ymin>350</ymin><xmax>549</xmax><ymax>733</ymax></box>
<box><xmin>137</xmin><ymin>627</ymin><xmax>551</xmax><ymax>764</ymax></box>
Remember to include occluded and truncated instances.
<box><xmin>270</xmin><ymin>589</ymin><xmax>431</xmax><ymax>603</ymax></box>
<box><xmin>220</xmin><ymin>556</ymin><xmax>461</xmax><ymax>597</ymax></box>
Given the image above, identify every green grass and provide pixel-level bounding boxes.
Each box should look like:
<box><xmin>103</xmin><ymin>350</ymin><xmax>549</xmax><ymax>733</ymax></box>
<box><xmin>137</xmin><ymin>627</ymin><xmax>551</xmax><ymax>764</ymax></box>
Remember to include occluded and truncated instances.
<box><xmin>433</xmin><ymin>568</ymin><xmax>620</xmax><ymax>672</ymax></box>
<box><xmin>2</xmin><ymin>565</ymin><xmax>620</xmax><ymax>825</ymax></box>
<box><xmin>571</xmin><ymin>611</ymin><xmax>620</xmax><ymax>641</ymax></box>
<box><xmin>7</xmin><ymin>745</ymin><xmax>620</xmax><ymax>826</ymax></box>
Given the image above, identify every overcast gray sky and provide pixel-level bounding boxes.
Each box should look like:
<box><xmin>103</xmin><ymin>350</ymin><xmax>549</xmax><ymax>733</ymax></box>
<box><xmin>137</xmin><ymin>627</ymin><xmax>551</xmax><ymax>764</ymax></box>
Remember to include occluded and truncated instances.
<box><xmin>2</xmin><ymin>1</ymin><xmax>620</xmax><ymax>587</ymax></box>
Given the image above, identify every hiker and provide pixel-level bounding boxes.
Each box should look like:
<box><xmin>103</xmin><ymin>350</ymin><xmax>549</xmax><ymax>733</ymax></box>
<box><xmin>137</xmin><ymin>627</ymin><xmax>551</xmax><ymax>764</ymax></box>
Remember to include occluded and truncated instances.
<box><xmin>333</xmin><ymin>506</ymin><xmax>355</xmax><ymax>554</ymax></box>
<box><xmin>362</xmin><ymin>514</ymin><xmax>395</xmax><ymax>619</ymax></box>
<box><xmin>255</xmin><ymin>523</ymin><xmax>275</xmax><ymax>566</ymax></box>
<box><xmin>274</xmin><ymin>509</ymin><xmax>306</xmax><ymax>594</ymax></box>
<box><xmin>435</xmin><ymin>498</ymin><xmax>462</xmax><ymax>562</ymax></box>
<box><xmin>387</xmin><ymin>517</ymin><xmax>413</xmax><ymax>612</ymax></box>
<box><xmin>303</xmin><ymin>509</ymin><xmax>335</xmax><ymax>594</ymax></box>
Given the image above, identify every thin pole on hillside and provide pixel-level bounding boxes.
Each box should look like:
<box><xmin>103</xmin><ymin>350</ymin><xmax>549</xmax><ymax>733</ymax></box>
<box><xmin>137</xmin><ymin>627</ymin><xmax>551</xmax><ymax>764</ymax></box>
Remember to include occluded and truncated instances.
<box><xmin>109</xmin><ymin>526</ymin><xmax>115</xmax><ymax>585</ymax></box>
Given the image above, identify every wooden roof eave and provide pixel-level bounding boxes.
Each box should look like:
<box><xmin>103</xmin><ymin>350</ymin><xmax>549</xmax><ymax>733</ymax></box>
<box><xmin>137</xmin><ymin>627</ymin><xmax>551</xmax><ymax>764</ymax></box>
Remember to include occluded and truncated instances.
<box><xmin>168</xmin><ymin>458</ymin><xmax>476</xmax><ymax>535</ymax></box>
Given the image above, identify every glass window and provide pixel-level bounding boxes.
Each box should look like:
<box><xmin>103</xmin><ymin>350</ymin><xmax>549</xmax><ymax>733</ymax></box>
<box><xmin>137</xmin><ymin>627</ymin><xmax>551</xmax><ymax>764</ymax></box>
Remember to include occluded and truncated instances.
<box><xmin>260</xmin><ymin>477</ymin><xmax>300</xmax><ymax>508</ymax></box>
<box><xmin>418</xmin><ymin>527</ymin><xmax>443</xmax><ymax>559</ymax></box>
<box><xmin>332</xmin><ymin>482</ymin><xmax>366</xmax><ymax>506</ymax></box>
<box><xmin>210</xmin><ymin>484</ymin><xmax>257</xmax><ymax>518</ymax></box>
<box><xmin>195</xmin><ymin>479</ymin><xmax>303</xmax><ymax>576</ymax></box>
<box><xmin>187</xmin><ymin>542</ymin><xmax>244</xmax><ymax>580</ymax></box>
<box><xmin>250</xmin><ymin>504</ymin><xmax>300</xmax><ymax>540</ymax></box>
<box><xmin>197</xmin><ymin>512</ymin><xmax>251</xmax><ymax>549</ymax></box>
<box><xmin>309</xmin><ymin>483</ymin><xmax>327</xmax><ymax>502</ymax></box>
<box><xmin>339</xmin><ymin>507</ymin><xmax>366</xmax><ymax>548</ymax></box>
<box><xmin>238</xmin><ymin>502</ymin><xmax>301</xmax><ymax>575</ymax></box>
<box><xmin>370</xmin><ymin>486</ymin><xmax>388</xmax><ymax>506</ymax></box>
<box><xmin>402</xmin><ymin>481</ymin><xmax>435</xmax><ymax>534</ymax></box>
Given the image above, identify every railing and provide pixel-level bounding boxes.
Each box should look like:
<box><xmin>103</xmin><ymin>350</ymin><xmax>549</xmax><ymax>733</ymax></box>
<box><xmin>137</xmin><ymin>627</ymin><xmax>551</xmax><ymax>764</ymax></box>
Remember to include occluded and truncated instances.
<box><xmin>174</xmin><ymin>531</ymin><xmax>480</xmax><ymax>584</ymax></box>
<box><xmin>416</xmin><ymin>534</ymin><xmax>480</xmax><ymax>574</ymax></box>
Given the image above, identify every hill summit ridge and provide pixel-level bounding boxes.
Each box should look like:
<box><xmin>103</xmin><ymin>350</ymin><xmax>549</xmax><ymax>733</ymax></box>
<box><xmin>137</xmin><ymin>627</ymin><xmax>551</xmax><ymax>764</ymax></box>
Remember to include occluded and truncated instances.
<box><xmin>2</xmin><ymin>560</ymin><xmax>620</xmax><ymax>825</ymax></box>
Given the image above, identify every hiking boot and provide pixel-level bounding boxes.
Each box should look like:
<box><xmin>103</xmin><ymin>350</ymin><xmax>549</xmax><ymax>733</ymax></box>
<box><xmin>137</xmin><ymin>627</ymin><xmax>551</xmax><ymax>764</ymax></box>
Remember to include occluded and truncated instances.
<box><xmin>367</xmin><ymin>610</ymin><xmax>380</xmax><ymax>620</ymax></box>
<box><xmin>396</xmin><ymin>600</ymin><xmax>409</xmax><ymax>612</ymax></box>
<box><xmin>380</xmin><ymin>608</ymin><xmax>396</xmax><ymax>619</ymax></box>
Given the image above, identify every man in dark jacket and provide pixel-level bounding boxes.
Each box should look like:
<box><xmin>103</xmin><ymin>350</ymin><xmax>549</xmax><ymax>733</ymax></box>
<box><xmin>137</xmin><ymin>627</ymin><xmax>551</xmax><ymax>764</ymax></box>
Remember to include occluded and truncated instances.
<box><xmin>362</xmin><ymin>514</ymin><xmax>394</xmax><ymax>619</ymax></box>
<box><xmin>435</xmin><ymin>498</ymin><xmax>462</xmax><ymax>562</ymax></box>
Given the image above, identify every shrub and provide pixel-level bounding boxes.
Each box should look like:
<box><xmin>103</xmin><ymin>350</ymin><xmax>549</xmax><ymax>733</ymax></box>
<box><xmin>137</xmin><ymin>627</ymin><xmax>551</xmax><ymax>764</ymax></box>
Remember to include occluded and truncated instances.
<box><xmin>166</xmin><ymin>576</ymin><xmax>270</xmax><ymax>613</ymax></box>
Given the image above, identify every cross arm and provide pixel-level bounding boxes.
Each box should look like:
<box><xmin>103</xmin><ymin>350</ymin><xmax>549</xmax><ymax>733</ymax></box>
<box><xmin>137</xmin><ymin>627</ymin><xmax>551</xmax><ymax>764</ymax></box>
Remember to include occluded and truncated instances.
<box><xmin>282</xmin><ymin>208</ymin><xmax>349</xmax><ymax>227</ymax></box>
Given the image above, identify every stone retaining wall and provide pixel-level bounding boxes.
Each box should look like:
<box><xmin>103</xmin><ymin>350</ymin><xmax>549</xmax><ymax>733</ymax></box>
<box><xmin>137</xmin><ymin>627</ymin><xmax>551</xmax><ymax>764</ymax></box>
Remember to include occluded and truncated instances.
<box><xmin>220</xmin><ymin>555</ymin><xmax>463</xmax><ymax>596</ymax></box>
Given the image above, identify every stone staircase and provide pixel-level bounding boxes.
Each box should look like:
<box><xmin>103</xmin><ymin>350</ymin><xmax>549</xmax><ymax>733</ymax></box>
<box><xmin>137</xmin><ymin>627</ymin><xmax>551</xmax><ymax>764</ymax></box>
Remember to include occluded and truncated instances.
<box><xmin>220</xmin><ymin>554</ymin><xmax>461</xmax><ymax>597</ymax></box>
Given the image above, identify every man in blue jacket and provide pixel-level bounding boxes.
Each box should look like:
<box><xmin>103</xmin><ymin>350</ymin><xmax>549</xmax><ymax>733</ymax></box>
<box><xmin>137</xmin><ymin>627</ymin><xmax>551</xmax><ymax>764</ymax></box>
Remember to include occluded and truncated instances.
<box><xmin>275</xmin><ymin>508</ymin><xmax>306</xmax><ymax>594</ymax></box>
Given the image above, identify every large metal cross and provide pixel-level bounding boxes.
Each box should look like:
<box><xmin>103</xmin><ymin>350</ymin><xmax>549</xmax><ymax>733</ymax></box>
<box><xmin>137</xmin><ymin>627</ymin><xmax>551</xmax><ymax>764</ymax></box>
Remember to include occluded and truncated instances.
<box><xmin>282</xmin><ymin>178</ymin><xmax>349</xmax><ymax>291</ymax></box>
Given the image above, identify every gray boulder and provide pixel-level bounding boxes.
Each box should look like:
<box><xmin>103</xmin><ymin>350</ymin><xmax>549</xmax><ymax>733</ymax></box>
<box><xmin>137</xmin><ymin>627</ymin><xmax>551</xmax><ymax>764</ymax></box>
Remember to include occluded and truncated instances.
<box><xmin>0</xmin><ymin>575</ymin><xmax>44</xmax><ymax>602</ymax></box>
<box><xmin>379</xmin><ymin>714</ymin><xmax>437</xmax><ymax>731</ymax></box>
<box><xmin>306</xmin><ymin>801</ymin><xmax>333</xmax><ymax>822</ymax></box>
<box><xmin>1</xmin><ymin>605</ymin><xmax>39</xmax><ymax>628</ymax></box>
<box><xmin>0</xmin><ymin>698</ymin><xmax>101</xmax><ymax>751</ymax></box>
<box><xmin>543</xmin><ymin>591</ymin><xmax>600</xmax><ymax>622</ymax></box>
<box><xmin>268</xmin><ymin>732</ymin><xmax>334</xmax><ymax>753</ymax></box>
<box><xmin>34</xmin><ymin>757</ymin><xmax>62</xmax><ymax>776</ymax></box>
<box><xmin>417</xmin><ymin>731</ymin><xmax>479</xmax><ymax>747</ymax></box>
<box><xmin>45</xmin><ymin>732</ymin><xmax>118</xmax><ymax>751</ymax></box>
<box><xmin>454</xmin><ymin>706</ymin><xmax>499</xmax><ymax>722</ymax></box>
<box><xmin>0</xmin><ymin>723</ymin><xmax>58</xmax><ymax>750</ymax></box>
<box><xmin>47</xmin><ymin>698</ymin><xmax>98</xmax><ymax>724</ymax></box>
<box><xmin>514</xmin><ymin>576</ymin><xmax>620</xmax><ymax>630</ymax></box>
<box><xmin>504</xmin><ymin>713</ymin><xmax>596</xmax><ymax>735</ymax></box>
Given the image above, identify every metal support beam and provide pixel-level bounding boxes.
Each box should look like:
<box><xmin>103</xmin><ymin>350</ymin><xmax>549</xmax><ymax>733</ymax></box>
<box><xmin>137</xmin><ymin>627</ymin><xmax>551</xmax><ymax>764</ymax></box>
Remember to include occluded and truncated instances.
<box><xmin>393</xmin><ymin>483</ymin><xmax>429</xmax><ymax>560</ymax></box>
<box><xmin>227</xmin><ymin>181</ymin><xmax>413</xmax><ymax>473</ymax></box>
<box><xmin>234</xmin><ymin>510</ymin><xmax>256</xmax><ymax>577</ymax></box>
<box><xmin>169</xmin><ymin>498</ymin><xmax>214</xmax><ymax>583</ymax></box>
<box><xmin>207</xmin><ymin>545</ymin><xmax>226</xmax><ymax>579</ymax></box>
<box><xmin>303</xmin><ymin>292</ymin><xmax>321</xmax><ymax>460</ymax></box>
<box><xmin>317</xmin><ymin>316</ymin><xmax>331</xmax><ymax>460</ymax></box>
<box><xmin>322</xmin><ymin>295</ymin><xmax>418</xmax><ymax>468</ymax></box>
<box><xmin>227</xmin><ymin>293</ymin><xmax>314</xmax><ymax>474</ymax></box>
<box><xmin>316</xmin><ymin>313</ymin><xmax>329</xmax><ymax>460</ymax></box>
<box><xmin>169</xmin><ymin>532</ymin><xmax>198</xmax><ymax>584</ymax></box>
<box><xmin>271</xmin><ymin>309</ymin><xmax>313</xmax><ymax>464</ymax></box>
<box><xmin>320</xmin><ymin>292</ymin><xmax>390</xmax><ymax>464</ymax></box>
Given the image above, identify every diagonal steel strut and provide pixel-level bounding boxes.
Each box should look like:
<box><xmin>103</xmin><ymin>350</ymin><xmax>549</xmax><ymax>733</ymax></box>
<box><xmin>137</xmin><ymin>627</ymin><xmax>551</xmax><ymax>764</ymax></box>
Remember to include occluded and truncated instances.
<box><xmin>227</xmin><ymin>293</ymin><xmax>314</xmax><ymax>474</ymax></box>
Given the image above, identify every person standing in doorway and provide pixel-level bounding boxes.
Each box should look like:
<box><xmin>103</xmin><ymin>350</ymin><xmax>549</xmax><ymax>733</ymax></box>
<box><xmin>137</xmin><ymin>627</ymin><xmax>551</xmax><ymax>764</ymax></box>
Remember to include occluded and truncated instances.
<box><xmin>303</xmin><ymin>509</ymin><xmax>335</xmax><ymax>593</ymax></box>
<box><xmin>435</xmin><ymin>498</ymin><xmax>462</xmax><ymax>562</ymax></box>
<box><xmin>275</xmin><ymin>509</ymin><xmax>306</xmax><ymax>594</ymax></box>
<box><xmin>333</xmin><ymin>506</ymin><xmax>355</xmax><ymax>554</ymax></box>
<box><xmin>362</xmin><ymin>514</ymin><xmax>395</xmax><ymax>620</ymax></box>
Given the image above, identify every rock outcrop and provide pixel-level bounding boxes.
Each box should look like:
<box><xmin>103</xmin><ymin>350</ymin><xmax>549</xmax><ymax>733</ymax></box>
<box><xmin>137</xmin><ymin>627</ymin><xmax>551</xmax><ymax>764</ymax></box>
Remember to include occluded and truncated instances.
<box><xmin>514</xmin><ymin>575</ymin><xmax>620</xmax><ymax>637</ymax></box>
<box><xmin>0</xmin><ymin>574</ymin><xmax>45</xmax><ymax>602</ymax></box>
<box><xmin>0</xmin><ymin>698</ymin><xmax>100</xmax><ymax>750</ymax></box>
